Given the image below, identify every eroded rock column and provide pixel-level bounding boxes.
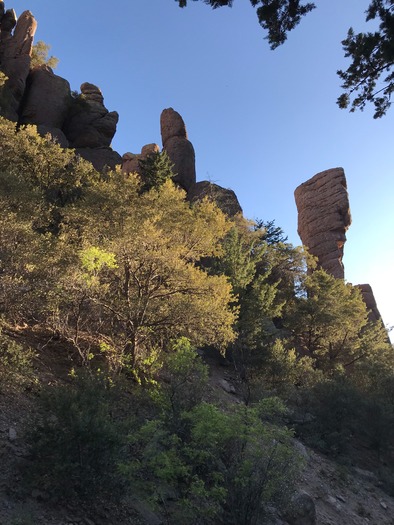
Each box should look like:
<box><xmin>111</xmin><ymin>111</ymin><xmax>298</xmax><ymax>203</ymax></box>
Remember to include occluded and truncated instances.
<box><xmin>64</xmin><ymin>82</ymin><xmax>121</xmax><ymax>171</ymax></box>
<box><xmin>0</xmin><ymin>6</ymin><xmax>37</xmax><ymax>118</ymax></box>
<box><xmin>294</xmin><ymin>168</ymin><xmax>351</xmax><ymax>279</ymax></box>
<box><xmin>160</xmin><ymin>107</ymin><xmax>196</xmax><ymax>192</ymax></box>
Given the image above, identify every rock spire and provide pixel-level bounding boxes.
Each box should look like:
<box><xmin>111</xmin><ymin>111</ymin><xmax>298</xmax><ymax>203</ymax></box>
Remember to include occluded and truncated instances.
<box><xmin>294</xmin><ymin>168</ymin><xmax>351</xmax><ymax>279</ymax></box>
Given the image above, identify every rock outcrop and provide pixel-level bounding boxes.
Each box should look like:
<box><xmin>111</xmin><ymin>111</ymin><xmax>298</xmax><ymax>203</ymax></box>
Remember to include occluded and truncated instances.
<box><xmin>75</xmin><ymin>147</ymin><xmax>122</xmax><ymax>172</ymax></box>
<box><xmin>356</xmin><ymin>284</ymin><xmax>383</xmax><ymax>323</ymax></box>
<box><xmin>188</xmin><ymin>181</ymin><xmax>242</xmax><ymax>217</ymax></box>
<box><xmin>285</xmin><ymin>490</ymin><xmax>317</xmax><ymax>525</ymax></box>
<box><xmin>0</xmin><ymin>4</ymin><xmax>246</xmax><ymax>209</ymax></box>
<box><xmin>0</xmin><ymin>4</ymin><xmax>121</xmax><ymax>172</ymax></box>
<box><xmin>0</xmin><ymin>6</ymin><xmax>36</xmax><ymax>119</ymax></box>
<box><xmin>294</xmin><ymin>168</ymin><xmax>351</xmax><ymax>279</ymax></box>
<box><xmin>160</xmin><ymin>108</ymin><xmax>196</xmax><ymax>191</ymax></box>
<box><xmin>20</xmin><ymin>65</ymin><xmax>71</xmax><ymax>145</ymax></box>
<box><xmin>122</xmin><ymin>143</ymin><xmax>160</xmax><ymax>176</ymax></box>
<box><xmin>64</xmin><ymin>83</ymin><xmax>119</xmax><ymax>149</ymax></box>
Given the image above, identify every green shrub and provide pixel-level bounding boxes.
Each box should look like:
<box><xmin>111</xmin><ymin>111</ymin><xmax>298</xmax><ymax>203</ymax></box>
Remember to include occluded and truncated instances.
<box><xmin>151</xmin><ymin>338</ymin><xmax>209</xmax><ymax>418</ymax></box>
<box><xmin>297</xmin><ymin>377</ymin><xmax>363</xmax><ymax>455</ymax></box>
<box><xmin>125</xmin><ymin>399</ymin><xmax>301</xmax><ymax>524</ymax></box>
<box><xmin>0</xmin><ymin>329</ymin><xmax>36</xmax><ymax>392</ymax></box>
<box><xmin>27</xmin><ymin>373</ymin><xmax>125</xmax><ymax>501</ymax></box>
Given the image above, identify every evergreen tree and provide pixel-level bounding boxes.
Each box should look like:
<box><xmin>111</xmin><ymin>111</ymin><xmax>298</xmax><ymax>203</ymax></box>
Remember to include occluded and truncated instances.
<box><xmin>138</xmin><ymin>150</ymin><xmax>175</xmax><ymax>193</ymax></box>
<box><xmin>284</xmin><ymin>269</ymin><xmax>391</xmax><ymax>372</ymax></box>
<box><xmin>177</xmin><ymin>0</ymin><xmax>394</xmax><ymax>116</ymax></box>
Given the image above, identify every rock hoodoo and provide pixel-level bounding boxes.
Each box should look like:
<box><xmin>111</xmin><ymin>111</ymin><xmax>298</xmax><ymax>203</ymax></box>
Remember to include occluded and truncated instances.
<box><xmin>0</xmin><ymin>6</ymin><xmax>36</xmax><ymax>119</ymax></box>
<box><xmin>160</xmin><ymin>108</ymin><xmax>196</xmax><ymax>192</ymax></box>
<box><xmin>0</xmin><ymin>3</ymin><xmax>120</xmax><ymax>171</ymax></box>
<box><xmin>64</xmin><ymin>83</ymin><xmax>119</xmax><ymax>149</ymax></box>
<box><xmin>294</xmin><ymin>168</ymin><xmax>351</xmax><ymax>279</ymax></box>
<box><xmin>64</xmin><ymin>82</ymin><xmax>121</xmax><ymax>171</ymax></box>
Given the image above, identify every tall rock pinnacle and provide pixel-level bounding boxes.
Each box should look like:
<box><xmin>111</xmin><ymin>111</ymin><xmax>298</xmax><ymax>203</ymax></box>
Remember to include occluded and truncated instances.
<box><xmin>294</xmin><ymin>168</ymin><xmax>351</xmax><ymax>279</ymax></box>
<box><xmin>160</xmin><ymin>108</ymin><xmax>196</xmax><ymax>192</ymax></box>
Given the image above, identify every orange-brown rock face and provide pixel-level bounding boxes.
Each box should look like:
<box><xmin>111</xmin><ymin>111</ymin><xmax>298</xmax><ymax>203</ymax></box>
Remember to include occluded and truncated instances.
<box><xmin>0</xmin><ymin>7</ymin><xmax>37</xmax><ymax>118</ymax></box>
<box><xmin>356</xmin><ymin>284</ymin><xmax>382</xmax><ymax>323</ymax></box>
<box><xmin>122</xmin><ymin>143</ymin><xmax>160</xmax><ymax>176</ymax></box>
<box><xmin>187</xmin><ymin>181</ymin><xmax>242</xmax><ymax>217</ymax></box>
<box><xmin>294</xmin><ymin>168</ymin><xmax>352</xmax><ymax>279</ymax></box>
<box><xmin>160</xmin><ymin>108</ymin><xmax>196</xmax><ymax>192</ymax></box>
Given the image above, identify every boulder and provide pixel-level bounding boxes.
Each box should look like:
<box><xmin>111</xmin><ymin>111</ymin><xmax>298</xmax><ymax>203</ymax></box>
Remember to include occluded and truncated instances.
<box><xmin>285</xmin><ymin>491</ymin><xmax>316</xmax><ymax>525</ymax></box>
<box><xmin>294</xmin><ymin>168</ymin><xmax>351</xmax><ymax>279</ymax></box>
<box><xmin>20</xmin><ymin>65</ymin><xmax>71</xmax><ymax>129</ymax></box>
<box><xmin>122</xmin><ymin>152</ymin><xmax>140</xmax><ymax>175</ymax></box>
<box><xmin>160</xmin><ymin>107</ymin><xmax>187</xmax><ymax>147</ymax></box>
<box><xmin>64</xmin><ymin>83</ymin><xmax>119</xmax><ymax>149</ymax></box>
<box><xmin>141</xmin><ymin>143</ymin><xmax>160</xmax><ymax>157</ymax></box>
<box><xmin>188</xmin><ymin>180</ymin><xmax>242</xmax><ymax>217</ymax></box>
<box><xmin>75</xmin><ymin>147</ymin><xmax>122</xmax><ymax>172</ymax></box>
<box><xmin>160</xmin><ymin>108</ymin><xmax>196</xmax><ymax>191</ymax></box>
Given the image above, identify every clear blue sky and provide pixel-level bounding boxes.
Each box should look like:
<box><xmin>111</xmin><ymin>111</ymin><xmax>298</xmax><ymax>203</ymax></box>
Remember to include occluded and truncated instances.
<box><xmin>13</xmin><ymin>0</ymin><xmax>394</xmax><ymax>336</ymax></box>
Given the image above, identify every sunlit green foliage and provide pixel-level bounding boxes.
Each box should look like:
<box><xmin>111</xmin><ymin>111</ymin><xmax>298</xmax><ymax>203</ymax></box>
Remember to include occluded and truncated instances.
<box><xmin>126</xmin><ymin>356</ymin><xmax>301</xmax><ymax>524</ymax></box>
<box><xmin>0</xmin><ymin>328</ymin><xmax>36</xmax><ymax>392</ymax></box>
<box><xmin>30</xmin><ymin>40</ymin><xmax>59</xmax><ymax>69</ymax></box>
<box><xmin>284</xmin><ymin>269</ymin><xmax>390</xmax><ymax>373</ymax></box>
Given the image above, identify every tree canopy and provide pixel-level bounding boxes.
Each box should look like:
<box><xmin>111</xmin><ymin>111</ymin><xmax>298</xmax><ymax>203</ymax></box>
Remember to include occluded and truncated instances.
<box><xmin>177</xmin><ymin>0</ymin><xmax>394</xmax><ymax>117</ymax></box>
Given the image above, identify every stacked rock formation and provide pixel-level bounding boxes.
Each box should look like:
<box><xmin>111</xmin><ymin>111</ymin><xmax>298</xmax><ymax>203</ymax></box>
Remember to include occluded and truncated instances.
<box><xmin>295</xmin><ymin>169</ymin><xmax>385</xmax><ymax>326</ymax></box>
<box><xmin>0</xmin><ymin>3</ymin><xmax>120</xmax><ymax>171</ymax></box>
<box><xmin>160</xmin><ymin>108</ymin><xmax>196</xmax><ymax>192</ymax></box>
<box><xmin>0</xmin><ymin>5</ymin><xmax>36</xmax><ymax>119</ymax></box>
<box><xmin>294</xmin><ymin>168</ymin><xmax>351</xmax><ymax>279</ymax></box>
<box><xmin>122</xmin><ymin>109</ymin><xmax>241</xmax><ymax>216</ymax></box>
<box><xmin>63</xmin><ymin>82</ymin><xmax>121</xmax><ymax>170</ymax></box>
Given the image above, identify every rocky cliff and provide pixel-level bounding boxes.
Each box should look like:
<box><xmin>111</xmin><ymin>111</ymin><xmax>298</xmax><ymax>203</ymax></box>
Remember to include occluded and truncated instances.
<box><xmin>0</xmin><ymin>2</ymin><xmax>120</xmax><ymax>171</ymax></box>
<box><xmin>0</xmin><ymin>3</ymin><xmax>241</xmax><ymax>213</ymax></box>
<box><xmin>0</xmin><ymin>3</ymin><xmax>386</xmax><ymax>321</ymax></box>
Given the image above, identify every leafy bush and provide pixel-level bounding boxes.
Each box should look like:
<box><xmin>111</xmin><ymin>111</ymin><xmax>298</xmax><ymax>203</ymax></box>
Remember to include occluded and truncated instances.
<box><xmin>27</xmin><ymin>373</ymin><xmax>125</xmax><ymax>501</ymax></box>
<box><xmin>0</xmin><ymin>329</ymin><xmax>35</xmax><ymax>392</ymax></box>
<box><xmin>125</xmin><ymin>396</ymin><xmax>301</xmax><ymax>524</ymax></box>
<box><xmin>296</xmin><ymin>377</ymin><xmax>363</xmax><ymax>455</ymax></box>
<box><xmin>151</xmin><ymin>338</ymin><xmax>209</xmax><ymax>418</ymax></box>
<box><xmin>30</xmin><ymin>41</ymin><xmax>59</xmax><ymax>69</ymax></box>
